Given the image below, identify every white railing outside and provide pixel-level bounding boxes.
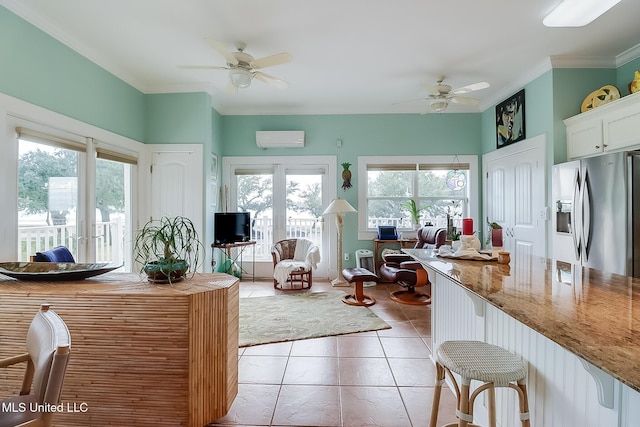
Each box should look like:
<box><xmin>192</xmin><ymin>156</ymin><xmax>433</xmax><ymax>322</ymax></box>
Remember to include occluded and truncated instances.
<box><xmin>18</xmin><ymin>218</ymin><xmax>124</xmax><ymax>264</ymax></box>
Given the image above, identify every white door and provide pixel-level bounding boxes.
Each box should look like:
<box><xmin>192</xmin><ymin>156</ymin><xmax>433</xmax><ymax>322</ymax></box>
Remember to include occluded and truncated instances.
<box><xmin>149</xmin><ymin>146</ymin><xmax>203</xmax><ymax>268</ymax></box>
<box><xmin>484</xmin><ymin>134</ymin><xmax>547</xmax><ymax>258</ymax></box>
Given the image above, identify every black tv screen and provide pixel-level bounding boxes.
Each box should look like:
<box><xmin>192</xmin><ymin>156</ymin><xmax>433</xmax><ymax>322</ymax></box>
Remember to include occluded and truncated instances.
<box><xmin>214</xmin><ymin>212</ymin><xmax>251</xmax><ymax>244</ymax></box>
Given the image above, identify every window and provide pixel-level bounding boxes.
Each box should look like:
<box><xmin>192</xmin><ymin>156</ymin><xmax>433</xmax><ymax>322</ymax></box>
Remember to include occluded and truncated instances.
<box><xmin>358</xmin><ymin>156</ymin><xmax>478</xmax><ymax>239</ymax></box>
<box><xmin>15</xmin><ymin>125</ymin><xmax>136</xmax><ymax>267</ymax></box>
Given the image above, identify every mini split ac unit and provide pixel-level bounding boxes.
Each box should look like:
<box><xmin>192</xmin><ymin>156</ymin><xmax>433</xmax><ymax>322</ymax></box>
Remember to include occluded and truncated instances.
<box><xmin>256</xmin><ymin>131</ymin><xmax>305</xmax><ymax>148</ymax></box>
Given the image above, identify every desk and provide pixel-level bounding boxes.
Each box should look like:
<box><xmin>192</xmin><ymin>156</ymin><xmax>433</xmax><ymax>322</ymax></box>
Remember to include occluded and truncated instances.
<box><xmin>212</xmin><ymin>240</ymin><xmax>256</xmax><ymax>280</ymax></box>
<box><xmin>373</xmin><ymin>239</ymin><xmax>417</xmax><ymax>280</ymax></box>
<box><xmin>0</xmin><ymin>273</ymin><xmax>239</xmax><ymax>427</ymax></box>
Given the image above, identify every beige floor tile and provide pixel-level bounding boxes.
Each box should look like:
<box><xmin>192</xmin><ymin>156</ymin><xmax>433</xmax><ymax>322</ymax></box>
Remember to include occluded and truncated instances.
<box><xmin>283</xmin><ymin>356</ymin><xmax>339</xmax><ymax>385</ymax></box>
<box><xmin>211</xmin><ymin>383</ymin><xmax>280</xmax><ymax>425</ymax></box>
<box><xmin>337</xmin><ymin>335</ymin><xmax>385</xmax><ymax>358</ymax></box>
<box><xmin>238</xmin><ymin>355</ymin><xmax>288</xmax><ymax>384</ymax></box>
<box><xmin>340</xmin><ymin>386</ymin><xmax>412</xmax><ymax>427</ymax></box>
<box><xmin>338</xmin><ymin>357</ymin><xmax>396</xmax><ymax>386</ymax></box>
<box><xmin>380</xmin><ymin>337</ymin><xmax>430</xmax><ymax>358</ymax></box>
<box><xmin>290</xmin><ymin>336</ymin><xmax>339</xmax><ymax>357</ymax></box>
<box><xmin>272</xmin><ymin>385</ymin><xmax>341</xmax><ymax>426</ymax></box>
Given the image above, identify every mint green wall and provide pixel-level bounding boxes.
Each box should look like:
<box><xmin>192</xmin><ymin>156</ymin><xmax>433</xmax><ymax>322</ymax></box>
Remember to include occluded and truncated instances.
<box><xmin>0</xmin><ymin>6</ymin><xmax>146</xmax><ymax>141</ymax></box>
<box><xmin>145</xmin><ymin>92</ymin><xmax>212</xmax><ymax>144</ymax></box>
<box><xmin>221</xmin><ymin>113</ymin><xmax>482</xmax><ymax>264</ymax></box>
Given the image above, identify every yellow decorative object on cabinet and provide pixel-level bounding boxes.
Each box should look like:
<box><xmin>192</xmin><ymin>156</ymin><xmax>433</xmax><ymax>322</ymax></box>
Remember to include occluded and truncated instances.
<box><xmin>581</xmin><ymin>85</ymin><xmax>620</xmax><ymax>112</ymax></box>
<box><xmin>629</xmin><ymin>70</ymin><xmax>640</xmax><ymax>94</ymax></box>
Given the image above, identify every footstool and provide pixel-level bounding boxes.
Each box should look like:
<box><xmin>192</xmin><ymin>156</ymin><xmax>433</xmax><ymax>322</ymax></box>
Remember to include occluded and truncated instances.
<box><xmin>341</xmin><ymin>268</ymin><xmax>379</xmax><ymax>306</ymax></box>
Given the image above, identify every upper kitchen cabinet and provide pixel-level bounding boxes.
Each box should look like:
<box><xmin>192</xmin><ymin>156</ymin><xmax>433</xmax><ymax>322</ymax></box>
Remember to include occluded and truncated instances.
<box><xmin>565</xmin><ymin>91</ymin><xmax>640</xmax><ymax>159</ymax></box>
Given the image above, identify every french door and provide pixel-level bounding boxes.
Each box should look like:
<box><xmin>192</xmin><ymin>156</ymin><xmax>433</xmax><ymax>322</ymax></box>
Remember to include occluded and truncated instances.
<box><xmin>224</xmin><ymin>156</ymin><xmax>337</xmax><ymax>278</ymax></box>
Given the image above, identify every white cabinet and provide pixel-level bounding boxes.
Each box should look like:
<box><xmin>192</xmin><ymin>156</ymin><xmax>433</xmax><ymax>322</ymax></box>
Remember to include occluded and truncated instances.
<box><xmin>565</xmin><ymin>91</ymin><xmax>640</xmax><ymax>160</ymax></box>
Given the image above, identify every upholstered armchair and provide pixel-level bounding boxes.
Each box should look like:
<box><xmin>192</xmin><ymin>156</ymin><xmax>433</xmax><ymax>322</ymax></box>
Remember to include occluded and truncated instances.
<box><xmin>271</xmin><ymin>238</ymin><xmax>320</xmax><ymax>290</ymax></box>
<box><xmin>379</xmin><ymin>226</ymin><xmax>446</xmax><ymax>305</ymax></box>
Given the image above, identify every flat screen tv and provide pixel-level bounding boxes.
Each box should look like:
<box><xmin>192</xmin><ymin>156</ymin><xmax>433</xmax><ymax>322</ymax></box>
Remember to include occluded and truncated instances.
<box><xmin>214</xmin><ymin>212</ymin><xmax>251</xmax><ymax>244</ymax></box>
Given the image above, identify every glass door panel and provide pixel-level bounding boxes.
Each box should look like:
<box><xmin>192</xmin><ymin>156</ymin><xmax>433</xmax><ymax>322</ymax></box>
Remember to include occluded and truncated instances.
<box><xmin>95</xmin><ymin>157</ymin><xmax>130</xmax><ymax>266</ymax></box>
<box><xmin>17</xmin><ymin>140</ymin><xmax>79</xmax><ymax>261</ymax></box>
<box><xmin>285</xmin><ymin>173</ymin><xmax>323</xmax><ymax>248</ymax></box>
<box><xmin>236</xmin><ymin>173</ymin><xmax>273</xmax><ymax>261</ymax></box>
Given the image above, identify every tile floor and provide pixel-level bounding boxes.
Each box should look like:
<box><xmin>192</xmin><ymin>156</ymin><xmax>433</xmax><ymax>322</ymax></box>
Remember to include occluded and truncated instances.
<box><xmin>209</xmin><ymin>278</ymin><xmax>458</xmax><ymax>427</ymax></box>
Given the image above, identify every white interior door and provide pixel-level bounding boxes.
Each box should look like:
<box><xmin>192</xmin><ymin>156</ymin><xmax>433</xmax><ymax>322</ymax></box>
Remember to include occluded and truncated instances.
<box><xmin>484</xmin><ymin>134</ymin><xmax>547</xmax><ymax>258</ymax></box>
<box><xmin>149</xmin><ymin>145</ymin><xmax>203</xmax><ymax>268</ymax></box>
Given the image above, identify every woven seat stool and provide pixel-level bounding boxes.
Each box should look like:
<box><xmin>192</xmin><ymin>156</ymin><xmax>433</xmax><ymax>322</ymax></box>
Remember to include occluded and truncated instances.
<box><xmin>429</xmin><ymin>340</ymin><xmax>530</xmax><ymax>427</ymax></box>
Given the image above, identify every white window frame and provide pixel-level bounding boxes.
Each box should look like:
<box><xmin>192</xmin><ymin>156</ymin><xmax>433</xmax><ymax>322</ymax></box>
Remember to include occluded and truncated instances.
<box><xmin>0</xmin><ymin>92</ymin><xmax>142</xmax><ymax>269</ymax></box>
<box><xmin>357</xmin><ymin>155</ymin><xmax>479</xmax><ymax>240</ymax></box>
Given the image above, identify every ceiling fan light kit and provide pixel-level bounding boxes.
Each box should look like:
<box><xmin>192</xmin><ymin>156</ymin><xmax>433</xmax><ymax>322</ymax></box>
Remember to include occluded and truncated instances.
<box><xmin>543</xmin><ymin>0</ymin><xmax>621</xmax><ymax>27</ymax></box>
<box><xmin>229</xmin><ymin>68</ymin><xmax>252</xmax><ymax>88</ymax></box>
<box><xmin>430</xmin><ymin>99</ymin><xmax>450</xmax><ymax>113</ymax></box>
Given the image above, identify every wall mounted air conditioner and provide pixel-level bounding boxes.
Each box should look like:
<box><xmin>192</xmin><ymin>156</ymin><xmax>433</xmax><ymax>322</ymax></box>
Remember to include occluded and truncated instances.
<box><xmin>256</xmin><ymin>131</ymin><xmax>305</xmax><ymax>148</ymax></box>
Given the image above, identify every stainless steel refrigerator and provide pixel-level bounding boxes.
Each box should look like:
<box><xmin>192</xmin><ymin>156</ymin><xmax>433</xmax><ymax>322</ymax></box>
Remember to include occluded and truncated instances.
<box><xmin>552</xmin><ymin>150</ymin><xmax>640</xmax><ymax>278</ymax></box>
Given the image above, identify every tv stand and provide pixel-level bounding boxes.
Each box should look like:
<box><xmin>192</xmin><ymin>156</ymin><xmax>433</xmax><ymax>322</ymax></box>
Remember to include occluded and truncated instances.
<box><xmin>212</xmin><ymin>240</ymin><xmax>256</xmax><ymax>280</ymax></box>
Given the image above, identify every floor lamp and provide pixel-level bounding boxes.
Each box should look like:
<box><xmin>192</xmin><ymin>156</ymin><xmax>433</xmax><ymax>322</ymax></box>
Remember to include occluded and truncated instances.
<box><xmin>322</xmin><ymin>197</ymin><xmax>357</xmax><ymax>287</ymax></box>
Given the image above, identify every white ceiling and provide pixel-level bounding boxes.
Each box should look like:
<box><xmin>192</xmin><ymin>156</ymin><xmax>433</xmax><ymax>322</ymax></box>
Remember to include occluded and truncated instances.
<box><xmin>2</xmin><ymin>0</ymin><xmax>640</xmax><ymax>115</ymax></box>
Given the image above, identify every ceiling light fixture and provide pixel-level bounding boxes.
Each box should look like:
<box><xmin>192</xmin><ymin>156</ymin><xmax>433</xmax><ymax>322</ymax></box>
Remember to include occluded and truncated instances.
<box><xmin>543</xmin><ymin>0</ymin><xmax>622</xmax><ymax>27</ymax></box>
<box><xmin>430</xmin><ymin>99</ymin><xmax>450</xmax><ymax>113</ymax></box>
<box><xmin>229</xmin><ymin>68</ymin><xmax>252</xmax><ymax>88</ymax></box>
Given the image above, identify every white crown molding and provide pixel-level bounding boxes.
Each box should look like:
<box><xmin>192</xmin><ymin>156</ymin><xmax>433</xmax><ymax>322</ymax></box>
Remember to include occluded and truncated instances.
<box><xmin>616</xmin><ymin>42</ymin><xmax>640</xmax><ymax>67</ymax></box>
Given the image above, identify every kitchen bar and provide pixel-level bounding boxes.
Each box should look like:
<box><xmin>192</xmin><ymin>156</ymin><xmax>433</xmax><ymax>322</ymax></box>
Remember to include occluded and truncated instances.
<box><xmin>405</xmin><ymin>248</ymin><xmax>640</xmax><ymax>426</ymax></box>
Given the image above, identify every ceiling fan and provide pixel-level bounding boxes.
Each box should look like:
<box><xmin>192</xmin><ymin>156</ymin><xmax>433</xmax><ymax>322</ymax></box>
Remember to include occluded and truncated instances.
<box><xmin>421</xmin><ymin>76</ymin><xmax>489</xmax><ymax>113</ymax></box>
<box><xmin>180</xmin><ymin>40</ymin><xmax>292</xmax><ymax>91</ymax></box>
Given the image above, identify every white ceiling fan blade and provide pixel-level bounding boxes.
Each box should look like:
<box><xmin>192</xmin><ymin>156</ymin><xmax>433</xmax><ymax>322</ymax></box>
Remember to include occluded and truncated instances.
<box><xmin>251</xmin><ymin>52</ymin><xmax>292</xmax><ymax>69</ymax></box>
<box><xmin>421</xmin><ymin>83</ymin><xmax>441</xmax><ymax>96</ymax></box>
<box><xmin>451</xmin><ymin>96</ymin><xmax>480</xmax><ymax>106</ymax></box>
<box><xmin>206</xmin><ymin>39</ymin><xmax>239</xmax><ymax>66</ymax></box>
<box><xmin>178</xmin><ymin>65</ymin><xmax>229</xmax><ymax>71</ymax></box>
<box><xmin>451</xmin><ymin>81</ymin><xmax>489</xmax><ymax>95</ymax></box>
<box><xmin>254</xmin><ymin>72</ymin><xmax>290</xmax><ymax>90</ymax></box>
<box><xmin>226</xmin><ymin>81</ymin><xmax>238</xmax><ymax>94</ymax></box>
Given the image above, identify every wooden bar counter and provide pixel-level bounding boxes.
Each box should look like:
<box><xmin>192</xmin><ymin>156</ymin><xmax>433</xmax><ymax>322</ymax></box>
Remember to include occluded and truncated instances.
<box><xmin>0</xmin><ymin>272</ymin><xmax>239</xmax><ymax>427</ymax></box>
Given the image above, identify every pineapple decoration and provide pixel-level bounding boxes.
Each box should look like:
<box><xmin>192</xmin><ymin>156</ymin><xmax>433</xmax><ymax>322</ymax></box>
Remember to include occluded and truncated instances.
<box><xmin>341</xmin><ymin>162</ymin><xmax>352</xmax><ymax>191</ymax></box>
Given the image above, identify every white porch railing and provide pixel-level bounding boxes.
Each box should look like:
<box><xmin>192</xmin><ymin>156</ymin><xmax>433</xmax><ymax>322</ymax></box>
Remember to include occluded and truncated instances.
<box><xmin>18</xmin><ymin>218</ymin><xmax>124</xmax><ymax>263</ymax></box>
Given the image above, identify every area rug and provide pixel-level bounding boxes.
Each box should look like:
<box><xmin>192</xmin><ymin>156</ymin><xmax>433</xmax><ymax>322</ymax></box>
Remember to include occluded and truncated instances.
<box><xmin>238</xmin><ymin>291</ymin><xmax>391</xmax><ymax>347</ymax></box>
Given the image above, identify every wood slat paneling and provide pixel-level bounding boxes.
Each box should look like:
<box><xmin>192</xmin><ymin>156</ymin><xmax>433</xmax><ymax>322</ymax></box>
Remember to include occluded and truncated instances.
<box><xmin>0</xmin><ymin>273</ymin><xmax>239</xmax><ymax>427</ymax></box>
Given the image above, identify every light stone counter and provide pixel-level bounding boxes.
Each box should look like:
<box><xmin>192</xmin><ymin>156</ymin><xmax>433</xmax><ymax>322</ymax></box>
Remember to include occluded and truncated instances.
<box><xmin>404</xmin><ymin>248</ymin><xmax>640</xmax><ymax>394</ymax></box>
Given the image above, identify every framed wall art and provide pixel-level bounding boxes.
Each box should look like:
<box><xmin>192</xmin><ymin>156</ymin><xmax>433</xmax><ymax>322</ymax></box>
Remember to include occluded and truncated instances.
<box><xmin>496</xmin><ymin>89</ymin><xmax>525</xmax><ymax>149</ymax></box>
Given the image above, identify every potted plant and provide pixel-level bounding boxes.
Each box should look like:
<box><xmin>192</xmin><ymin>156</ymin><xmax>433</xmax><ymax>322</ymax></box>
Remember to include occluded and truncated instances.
<box><xmin>401</xmin><ymin>199</ymin><xmax>429</xmax><ymax>230</ymax></box>
<box><xmin>133</xmin><ymin>216</ymin><xmax>203</xmax><ymax>283</ymax></box>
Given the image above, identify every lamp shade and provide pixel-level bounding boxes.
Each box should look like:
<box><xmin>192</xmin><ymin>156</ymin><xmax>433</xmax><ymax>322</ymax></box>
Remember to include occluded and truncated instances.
<box><xmin>322</xmin><ymin>198</ymin><xmax>357</xmax><ymax>215</ymax></box>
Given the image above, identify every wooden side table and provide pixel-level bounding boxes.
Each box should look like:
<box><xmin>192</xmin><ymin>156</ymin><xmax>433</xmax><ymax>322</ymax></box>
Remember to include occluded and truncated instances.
<box><xmin>374</xmin><ymin>238</ymin><xmax>417</xmax><ymax>281</ymax></box>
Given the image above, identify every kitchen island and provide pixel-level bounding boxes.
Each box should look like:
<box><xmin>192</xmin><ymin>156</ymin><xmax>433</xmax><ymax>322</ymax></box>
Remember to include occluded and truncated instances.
<box><xmin>0</xmin><ymin>272</ymin><xmax>239</xmax><ymax>427</ymax></box>
<box><xmin>405</xmin><ymin>248</ymin><xmax>640</xmax><ymax>427</ymax></box>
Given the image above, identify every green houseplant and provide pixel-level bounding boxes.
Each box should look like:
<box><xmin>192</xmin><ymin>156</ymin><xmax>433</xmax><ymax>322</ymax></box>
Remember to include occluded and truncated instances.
<box><xmin>400</xmin><ymin>199</ymin><xmax>429</xmax><ymax>229</ymax></box>
<box><xmin>133</xmin><ymin>216</ymin><xmax>203</xmax><ymax>283</ymax></box>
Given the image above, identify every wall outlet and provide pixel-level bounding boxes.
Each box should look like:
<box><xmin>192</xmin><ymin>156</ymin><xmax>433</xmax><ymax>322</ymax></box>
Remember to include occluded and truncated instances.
<box><xmin>344</xmin><ymin>253</ymin><xmax>349</xmax><ymax>261</ymax></box>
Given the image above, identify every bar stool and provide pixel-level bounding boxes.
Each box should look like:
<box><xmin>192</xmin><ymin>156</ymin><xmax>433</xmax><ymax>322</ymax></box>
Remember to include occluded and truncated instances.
<box><xmin>429</xmin><ymin>340</ymin><xmax>530</xmax><ymax>427</ymax></box>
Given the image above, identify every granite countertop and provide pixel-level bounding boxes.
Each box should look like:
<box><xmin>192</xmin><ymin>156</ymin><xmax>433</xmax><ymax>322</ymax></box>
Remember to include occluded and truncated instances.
<box><xmin>404</xmin><ymin>248</ymin><xmax>640</xmax><ymax>393</ymax></box>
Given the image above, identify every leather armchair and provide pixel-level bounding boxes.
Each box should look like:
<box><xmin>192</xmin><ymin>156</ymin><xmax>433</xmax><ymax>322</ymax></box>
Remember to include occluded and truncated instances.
<box><xmin>379</xmin><ymin>226</ymin><xmax>446</xmax><ymax>305</ymax></box>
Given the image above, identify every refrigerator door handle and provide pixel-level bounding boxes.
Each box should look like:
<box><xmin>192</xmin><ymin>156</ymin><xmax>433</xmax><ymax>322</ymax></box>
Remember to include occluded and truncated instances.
<box><xmin>572</xmin><ymin>169</ymin><xmax>582</xmax><ymax>261</ymax></box>
<box><xmin>582</xmin><ymin>169</ymin><xmax>592</xmax><ymax>262</ymax></box>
